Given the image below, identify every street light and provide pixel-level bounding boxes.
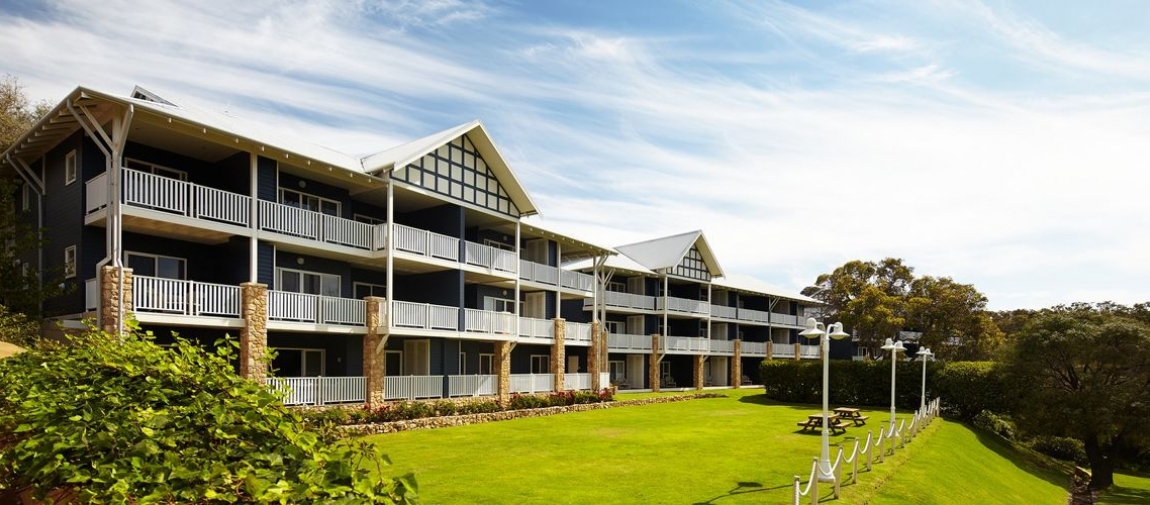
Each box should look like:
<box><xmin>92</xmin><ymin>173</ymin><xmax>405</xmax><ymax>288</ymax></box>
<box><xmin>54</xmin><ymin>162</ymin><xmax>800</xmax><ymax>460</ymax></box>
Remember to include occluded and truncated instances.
<box><xmin>881</xmin><ymin>338</ymin><xmax>906</xmax><ymax>428</ymax></box>
<box><xmin>916</xmin><ymin>347</ymin><xmax>934</xmax><ymax>412</ymax></box>
<box><xmin>799</xmin><ymin>317</ymin><xmax>851</xmax><ymax>483</ymax></box>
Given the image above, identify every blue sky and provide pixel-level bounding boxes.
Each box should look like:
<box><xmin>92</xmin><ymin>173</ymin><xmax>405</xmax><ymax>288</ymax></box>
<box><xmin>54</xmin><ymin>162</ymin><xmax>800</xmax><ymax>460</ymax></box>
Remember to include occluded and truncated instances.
<box><xmin>2</xmin><ymin>0</ymin><xmax>1148</xmax><ymax>310</ymax></box>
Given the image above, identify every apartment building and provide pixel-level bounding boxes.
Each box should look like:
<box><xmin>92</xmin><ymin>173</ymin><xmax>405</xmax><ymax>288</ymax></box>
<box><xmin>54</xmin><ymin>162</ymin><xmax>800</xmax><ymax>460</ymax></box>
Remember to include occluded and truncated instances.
<box><xmin>1</xmin><ymin>84</ymin><xmax>827</xmax><ymax>406</ymax></box>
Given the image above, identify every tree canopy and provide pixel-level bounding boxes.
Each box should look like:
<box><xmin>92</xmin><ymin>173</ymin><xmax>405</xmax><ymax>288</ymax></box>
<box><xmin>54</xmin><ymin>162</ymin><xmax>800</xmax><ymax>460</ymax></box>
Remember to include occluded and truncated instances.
<box><xmin>1003</xmin><ymin>304</ymin><xmax>1150</xmax><ymax>489</ymax></box>
<box><xmin>803</xmin><ymin>258</ymin><xmax>1002</xmax><ymax>359</ymax></box>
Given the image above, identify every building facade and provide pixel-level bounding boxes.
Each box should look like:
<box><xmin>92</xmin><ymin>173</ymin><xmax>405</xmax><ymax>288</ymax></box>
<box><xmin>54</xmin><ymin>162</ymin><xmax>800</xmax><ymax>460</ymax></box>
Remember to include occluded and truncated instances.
<box><xmin>1</xmin><ymin>85</ymin><xmax>827</xmax><ymax>406</ymax></box>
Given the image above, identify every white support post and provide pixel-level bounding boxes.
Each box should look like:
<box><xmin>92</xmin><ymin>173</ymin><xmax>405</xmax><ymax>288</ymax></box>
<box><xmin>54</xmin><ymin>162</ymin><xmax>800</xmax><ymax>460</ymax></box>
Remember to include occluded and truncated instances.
<box><xmin>249</xmin><ymin>151</ymin><xmax>258</xmax><ymax>283</ymax></box>
<box><xmin>385</xmin><ymin>176</ymin><xmax>394</xmax><ymax>335</ymax></box>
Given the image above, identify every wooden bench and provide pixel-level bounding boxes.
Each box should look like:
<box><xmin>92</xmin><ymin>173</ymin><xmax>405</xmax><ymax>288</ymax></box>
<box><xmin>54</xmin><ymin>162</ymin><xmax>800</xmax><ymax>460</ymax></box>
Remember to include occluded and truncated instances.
<box><xmin>797</xmin><ymin>417</ymin><xmax>849</xmax><ymax>435</ymax></box>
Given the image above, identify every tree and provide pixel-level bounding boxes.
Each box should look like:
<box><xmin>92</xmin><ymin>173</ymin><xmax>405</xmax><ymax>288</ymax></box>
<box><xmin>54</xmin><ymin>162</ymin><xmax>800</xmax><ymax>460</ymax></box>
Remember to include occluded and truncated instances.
<box><xmin>0</xmin><ymin>322</ymin><xmax>419</xmax><ymax>502</ymax></box>
<box><xmin>1</xmin><ymin>75</ymin><xmax>59</xmax><ymax>327</ymax></box>
<box><xmin>804</xmin><ymin>258</ymin><xmax>1002</xmax><ymax>359</ymax></box>
<box><xmin>1003</xmin><ymin>305</ymin><xmax>1150</xmax><ymax>490</ymax></box>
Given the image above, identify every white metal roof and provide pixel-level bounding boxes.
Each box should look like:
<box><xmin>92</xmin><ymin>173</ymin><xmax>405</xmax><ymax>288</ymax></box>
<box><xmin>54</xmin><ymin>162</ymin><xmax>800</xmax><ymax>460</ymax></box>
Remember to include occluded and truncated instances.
<box><xmin>614</xmin><ymin>230</ymin><xmax>724</xmax><ymax>277</ymax></box>
<box><xmin>519</xmin><ymin>216</ymin><xmax>617</xmax><ymax>256</ymax></box>
<box><xmin>563</xmin><ymin>254</ymin><xmax>655</xmax><ymax>276</ymax></box>
<box><xmin>711</xmin><ymin>273</ymin><xmax>820</xmax><ymax>304</ymax></box>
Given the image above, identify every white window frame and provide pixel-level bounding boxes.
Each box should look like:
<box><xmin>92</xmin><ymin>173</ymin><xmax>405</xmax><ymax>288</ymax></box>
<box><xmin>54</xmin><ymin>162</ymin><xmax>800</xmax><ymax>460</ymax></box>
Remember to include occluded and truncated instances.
<box><xmin>530</xmin><ymin>354</ymin><xmax>550</xmax><ymax>374</ymax></box>
<box><xmin>353</xmin><ymin>281</ymin><xmax>386</xmax><ymax>299</ymax></box>
<box><xmin>483</xmin><ymin>238</ymin><xmax>514</xmax><ymax>251</ymax></box>
<box><xmin>483</xmin><ymin>296</ymin><xmax>516</xmax><ymax>313</ymax></box>
<box><xmin>279</xmin><ymin>188</ymin><xmax>340</xmax><ymax>216</ymax></box>
<box><xmin>458</xmin><ymin>351</ymin><xmax>467</xmax><ymax>375</ymax></box>
<box><xmin>271</xmin><ymin>347</ymin><xmax>326</xmax><ymax>377</ymax></box>
<box><xmin>64</xmin><ymin>150</ymin><xmax>77</xmax><ymax>185</ymax></box>
<box><xmin>63</xmin><ymin>245</ymin><xmax>76</xmax><ymax>279</ymax></box>
<box><xmin>124</xmin><ymin>158</ymin><xmax>188</xmax><ymax>181</ymax></box>
<box><xmin>479</xmin><ymin>353</ymin><xmax>494</xmax><ymax>375</ymax></box>
<box><xmin>21</xmin><ymin>183</ymin><xmax>30</xmax><ymax>212</ymax></box>
<box><xmin>604</xmin><ymin>321</ymin><xmax>624</xmax><ymax>334</ymax></box>
<box><xmin>609</xmin><ymin>360</ymin><xmax>626</xmax><ymax>382</ymax></box>
<box><xmin>125</xmin><ymin>251</ymin><xmax>187</xmax><ymax>280</ymax></box>
<box><xmin>353</xmin><ymin>213</ymin><xmax>385</xmax><ymax>225</ymax></box>
<box><xmin>277</xmin><ymin>267</ymin><xmax>340</xmax><ymax>297</ymax></box>
<box><xmin>607</xmin><ymin>281</ymin><xmax>626</xmax><ymax>293</ymax></box>
<box><xmin>385</xmin><ymin>350</ymin><xmax>404</xmax><ymax>376</ymax></box>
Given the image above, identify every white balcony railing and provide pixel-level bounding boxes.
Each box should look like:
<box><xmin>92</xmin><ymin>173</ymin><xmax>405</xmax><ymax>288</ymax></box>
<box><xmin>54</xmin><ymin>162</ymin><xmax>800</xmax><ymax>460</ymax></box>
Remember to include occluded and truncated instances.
<box><xmin>464</xmin><ymin>308</ymin><xmax>514</xmax><ymax>335</ymax></box>
<box><xmin>742</xmin><ymin>341</ymin><xmax>768</xmax><ymax>356</ymax></box>
<box><xmin>385</xmin><ymin>375</ymin><xmax>444</xmax><ymax>400</ymax></box>
<box><xmin>800</xmin><ymin>344</ymin><xmax>821</xmax><ymax>359</ymax></box>
<box><xmin>448</xmin><ymin>375</ymin><xmax>497</xmax><ymax>397</ymax></box>
<box><xmin>663</xmin><ymin>335</ymin><xmax>710</xmax><ymax>353</ymax></box>
<box><xmin>121</xmin><ymin>169</ymin><xmax>252</xmax><ymax>227</ymax></box>
<box><xmin>85</xmin><ymin>173</ymin><xmax>108</xmax><ymax>214</ymax></box>
<box><xmin>268</xmin><ymin>291</ymin><xmax>366</xmax><ymax>326</ymax></box>
<box><xmin>266</xmin><ymin>376</ymin><xmax>366</xmax><ymax>406</ymax></box>
<box><xmin>133</xmin><ymin>276</ymin><xmax>242</xmax><ymax>317</ymax></box>
<box><xmin>510</xmin><ymin>374</ymin><xmax>553</xmax><ymax>394</ymax></box>
<box><xmin>567</xmin><ymin>322</ymin><xmax>592</xmax><ymax>343</ymax></box>
<box><xmin>738</xmin><ymin>308</ymin><xmax>770</xmax><ymax>323</ymax></box>
<box><xmin>464</xmin><ymin>241</ymin><xmax>517</xmax><ymax>273</ymax></box>
<box><xmin>392</xmin><ymin>223</ymin><xmax>461</xmax><ymax>261</ymax></box>
<box><xmin>518</xmin><ymin>317</ymin><xmax>553</xmax><ymax>340</ymax></box>
<box><xmin>519</xmin><ymin>260</ymin><xmax>559</xmax><ymax>286</ymax></box>
<box><xmin>564</xmin><ymin>373</ymin><xmax>591</xmax><ymax>391</ymax></box>
<box><xmin>392</xmin><ymin>300</ymin><xmax>459</xmax><ymax>331</ymax></box>
<box><xmin>711</xmin><ymin>304</ymin><xmax>738</xmax><ymax>319</ymax></box>
<box><xmin>257</xmin><ymin>200</ymin><xmax>377</xmax><ymax>251</ymax></box>
<box><xmin>589</xmin><ymin>291</ymin><xmax>657</xmax><ymax>311</ymax></box>
<box><xmin>607</xmin><ymin>333</ymin><xmax>652</xmax><ymax>351</ymax></box>
<box><xmin>560</xmin><ymin>270</ymin><xmax>594</xmax><ymax>292</ymax></box>
<box><xmin>710</xmin><ymin>339</ymin><xmax>735</xmax><ymax>354</ymax></box>
<box><xmin>772</xmin><ymin>343</ymin><xmax>796</xmax><ymax>358</ymax></box>
<box><xmin>770</xmin><ymin>312</ymin><xmax>800</xmax><ymax>326</ymax></box>
<box><xmin>656</xmin><ymin>297</ymin><xmax>710</xmax><ymax>316</ymax></box>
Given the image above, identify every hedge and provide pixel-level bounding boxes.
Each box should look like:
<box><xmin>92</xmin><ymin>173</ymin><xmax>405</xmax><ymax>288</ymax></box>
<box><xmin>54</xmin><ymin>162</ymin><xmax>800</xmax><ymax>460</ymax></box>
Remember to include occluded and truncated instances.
<box><xmin>759</xmin><ymin>359</ymin><xmax>1006</xmax><ymax>420</ymax></box>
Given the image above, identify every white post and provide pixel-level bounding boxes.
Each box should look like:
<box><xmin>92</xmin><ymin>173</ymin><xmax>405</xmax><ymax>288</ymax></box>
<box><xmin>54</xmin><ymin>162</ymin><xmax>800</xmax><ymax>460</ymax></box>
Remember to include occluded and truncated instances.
<box><xmin>889</xmin><ymin>350</ymin><xmax>897</xmax><ymax>427</ymax></box>
<box><xmin>920</xmin><ymin>353</ymin><xmax>927</xmax><ymax>412</ymax></box>
<box><xmin>818</xmin><ymin>330</ymin><xmax>833</xmax><ymax>482</ymax></box>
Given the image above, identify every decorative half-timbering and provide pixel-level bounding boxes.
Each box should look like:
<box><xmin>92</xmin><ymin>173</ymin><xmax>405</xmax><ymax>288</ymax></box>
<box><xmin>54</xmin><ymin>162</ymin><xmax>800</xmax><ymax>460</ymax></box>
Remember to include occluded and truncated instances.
<box><xmin>671</xmin><ymin>245</ymin><xmax>711</xmax><ymax>281</ymax></box>
<box><xmin>393</xmin><ymin>135</ymin><xmax>521</xmax><ymax>218</ymax></box>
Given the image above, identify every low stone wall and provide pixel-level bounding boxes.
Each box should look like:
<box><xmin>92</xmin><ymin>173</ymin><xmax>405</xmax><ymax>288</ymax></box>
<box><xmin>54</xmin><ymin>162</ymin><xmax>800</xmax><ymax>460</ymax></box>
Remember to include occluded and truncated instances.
<box><xmin>341</xmin><ymin>393</ymin><xmax>725</xmax><ymax>436</ymax></box>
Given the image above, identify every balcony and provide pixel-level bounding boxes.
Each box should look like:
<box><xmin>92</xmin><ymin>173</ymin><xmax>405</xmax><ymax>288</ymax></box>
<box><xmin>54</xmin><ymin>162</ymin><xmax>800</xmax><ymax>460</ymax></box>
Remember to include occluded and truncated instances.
<box><xmin>87</xmin><ymin>170</ymin><xmax>253</xmax><ymax>227</ymax></box>
<box><xmin>464</xmin><ymin>241</ymin><xmax>517</xmax><ymax>273</ymax></box>
<box><xmin>566</xmin><ymin>322</ymin><xmax>592</xmax><ymax>344</ymax></box>
<box><xmin>584</xmin><ymin>291</ymin><xmax>657</xmax><ymax>312</ymax></box>
<box><xmin>710</xmin><ymin>339</ymin><xmax>735</xmax><ymax>355</ymax></box>
<box><xmin>390</xmin><ymin>300</ymin><xmax>514</xmax><ymax>336</ymax></box>
<box><xmin>518</xmin><ymin>317</ymin><xmax>554</xmax><ymax>341</ymax></box>
<box><xmin>662</xmin><ymin>335</ymin><xmax>710</xmax><ymax>353</ymax></box>
<box><xmin>133</xmin><ymin>276</ymin><xmax>242</xmax><ymax>318</ymax></box>
<box><xmin>607</xmin><ymin>333</ymin><xmax>652</xmax><ymax>352</ymax></box>
<box><xmin>519</xmin><ymin>260</ymin><xmax>595</xmax><ymax>292</ymax></box>
<box><xmin>258</xmin><ymin>200</ymin><xmax>380</xmax><ymax>250</ymax></box>
<box><xmin>742</xmin><ymin>341</ymin><xmax>767</xmax><ymax>356</ymax></box>
<box><xmin>464</xmin><ymin>308</ymin><xmax>515</xmax><ymax>335</ymax></box>
<box><xmin>268</xmin><ymin>291</ymin><xmax>366</xmax><ymax>326</ymax></box>
<box><xmin>656</xmin><ymin>297</ymin><xmax>710</xmax><ymax>316</ymax></box>
<box><xmin>710</xmin><ymin>304</ymin><xmax>738</xmax><ymax>319</ymax></box>
<box><xmin>738</xmin><ymin>308</ymin><xmax>771</xmax><ymax>324</ymax></box>
<box><xmin>770</xmin><ymin>312</ymin><xmax>801</xmax><ymax>326</ymax></box>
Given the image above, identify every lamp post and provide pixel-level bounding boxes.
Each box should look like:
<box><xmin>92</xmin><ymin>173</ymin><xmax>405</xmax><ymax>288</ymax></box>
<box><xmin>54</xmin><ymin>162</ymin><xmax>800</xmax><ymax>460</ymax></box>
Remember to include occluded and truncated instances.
<box><xmin>881</xmin><ymin>338</ymin><xmax>906</xmax><ymax>428</ymax></box>
<box><xmin>917</xmin><ymin>347</ymin><xmax>933</xmax><ymax>412</ymax></box>
<box><xmin>799</xmin><ymin>317</ymin><xmax>851</xmax><ymax>482</ymax></box>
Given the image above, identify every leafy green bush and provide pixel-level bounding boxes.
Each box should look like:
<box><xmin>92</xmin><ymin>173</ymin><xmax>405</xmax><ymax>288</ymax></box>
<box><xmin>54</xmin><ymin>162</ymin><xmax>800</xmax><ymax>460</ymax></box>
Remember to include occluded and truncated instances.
<box><xmin>1029</xmin><ymin>436</ymin><xmax>1087</xmax><ymax>464</ymax></box>
<box><xmin>0</xmin><ymin>323</ymin><xmax>417</xmax><ymax>503</ymax></box>
<box><xmin>759</xmin><ymin>359</ymin><xmax>1004</xmax><ymax>421</ymax></box>
<box><xmin>973</xmin><ymin>410</ymin><xmax>1016</xmax><ymax>440</ymax></box>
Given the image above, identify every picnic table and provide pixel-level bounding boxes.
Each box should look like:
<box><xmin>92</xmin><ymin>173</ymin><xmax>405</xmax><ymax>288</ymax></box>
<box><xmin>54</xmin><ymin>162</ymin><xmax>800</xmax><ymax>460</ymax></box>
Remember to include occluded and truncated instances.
<box><xmin>796</xmin><ymin>413</ymin><xmax>848</xmax><ymax>435</ymax></box>
<box><xmin>833</xmin><ymin>407</ymin><xmax>870</xmax><ymax>426</ymax></box>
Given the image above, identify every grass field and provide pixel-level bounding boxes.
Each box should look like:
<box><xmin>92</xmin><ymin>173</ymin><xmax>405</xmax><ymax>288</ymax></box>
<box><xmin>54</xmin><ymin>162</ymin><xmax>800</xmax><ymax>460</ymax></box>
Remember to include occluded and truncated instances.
<box><xmin>362</xmin><ymin>388</ymin><xmax>1148</xmax><ymax>504</ymax></box>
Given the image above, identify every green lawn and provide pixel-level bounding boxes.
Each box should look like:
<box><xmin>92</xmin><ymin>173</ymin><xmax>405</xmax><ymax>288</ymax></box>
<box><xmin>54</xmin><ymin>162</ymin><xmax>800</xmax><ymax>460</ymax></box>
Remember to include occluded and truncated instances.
<box><xmin>1100</xmin><ymin>472</ymin><xmax>1150</xmax><ymax>504</ymax></box>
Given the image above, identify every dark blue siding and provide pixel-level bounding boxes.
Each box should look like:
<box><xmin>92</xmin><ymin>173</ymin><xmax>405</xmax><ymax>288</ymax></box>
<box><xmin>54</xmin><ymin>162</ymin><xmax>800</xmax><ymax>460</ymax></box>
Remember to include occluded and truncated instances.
<box><xmin>401</xmin><ymin>204</ymin><xmax>463</xmax><ymax>237</ymax></box>
<box><xmin>277</xmin><ymin>172</ymin><xmax>352</xmax><ymax>219</ymax></box>
<box><xmin>393</xmin><ymin>271</ymin><xmax>461</xmax><ymax>306</ymax></box>
<box><xmin>257</xmin><ymin>241</ymin><xmax>274</xmax><ymax>287</ymax></box>
<box><xmin>43</xmin><ymin>132</ymin><xmax>88</xmax><ymax>315</ymax></box>
<box><xmin>257</xmin><ymin>156</ymin><xmax>277</xmax><ymax>202</ymax></box>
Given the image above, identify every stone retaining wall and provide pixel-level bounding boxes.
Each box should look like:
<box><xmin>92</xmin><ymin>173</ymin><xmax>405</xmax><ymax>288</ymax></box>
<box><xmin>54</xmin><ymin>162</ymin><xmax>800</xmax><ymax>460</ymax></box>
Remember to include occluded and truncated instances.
<box><xmin>340</xmin><ymin>393</ymin><xmax>725</xmax><ymax>436</ymax></box>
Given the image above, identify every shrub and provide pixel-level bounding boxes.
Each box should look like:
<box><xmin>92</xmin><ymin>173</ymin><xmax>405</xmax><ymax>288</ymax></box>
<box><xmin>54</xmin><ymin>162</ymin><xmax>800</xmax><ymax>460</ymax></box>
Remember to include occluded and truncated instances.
<box><xmin>973</xmin><ymin>410</ymin><xmax>1016</xmax><ymax>440</ymax></box>
<box><xmin>1029</xmin><ymin>436</ymin><xmax>1087</xmax><ymax>464</ymax></box>
<box><xmin>0</xmin><ymin>322</ymin><xmax>417</xmax><ymax>503</ymax></box>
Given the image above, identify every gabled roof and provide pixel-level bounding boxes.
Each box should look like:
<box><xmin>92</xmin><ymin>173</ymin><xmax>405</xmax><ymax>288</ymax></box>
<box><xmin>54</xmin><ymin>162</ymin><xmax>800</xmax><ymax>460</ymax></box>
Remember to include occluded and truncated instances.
<box><xmin>360</xmin><ymin>120</ymin><xmax>539</xmax><ymax>216</ymax></box>
<box><xmin>614</xmin><ymin>230</ymin><xmax>724</xmax><ymax>277</ymax></box>
<box><xmin>563</xmin><ymin>254</ymin><xmax>654</xmax><ymax>276</ymax></box>
<box><xmin>519</xmin><ymin>217</ymin><xmax>616</xmax><ymax>258</ymax></box>
<box><xmin>711</xmin><ymin>273</ymin><xmax>820</xmax><ymax>304</ymax></box>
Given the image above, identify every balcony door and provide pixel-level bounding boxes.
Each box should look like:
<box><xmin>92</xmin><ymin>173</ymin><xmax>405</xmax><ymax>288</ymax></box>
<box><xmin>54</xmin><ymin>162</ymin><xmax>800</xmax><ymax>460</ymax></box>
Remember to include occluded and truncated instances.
<box><xmin>126</xmin><ymin>252</ymin><xmax>186</xmax><ymax>280</ymax></box>
<box><xmin>277</xmin><ymin>268</ymin><xmax>340</xmax><ymax>297</ymax></box>
<box><xmin>403</xmin><ymin>340</ymin><xmax>430</xmax><ymax>376</ymax></box>
<box><xmin>273</xmin><ymin>348</ymin><xmax>324</xmax><ymax>377</ymax></box>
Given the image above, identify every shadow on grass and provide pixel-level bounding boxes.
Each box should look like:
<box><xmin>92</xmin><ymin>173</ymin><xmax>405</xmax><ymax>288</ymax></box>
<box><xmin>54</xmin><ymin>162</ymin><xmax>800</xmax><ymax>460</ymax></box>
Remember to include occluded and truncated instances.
<box><xmin>690</xmin><ymin>481</ymin><xmax>791</xmax><ymax>504</ymax></box>
<box><xmin>970</xmin><ymin>426</ymin><xmax>1070</xmax><ymax>492</ymax></box>
<box><xmin>1101</xmin><ymin>485</ymin><xmax>1150</xmax><ymax>504</ymax></box>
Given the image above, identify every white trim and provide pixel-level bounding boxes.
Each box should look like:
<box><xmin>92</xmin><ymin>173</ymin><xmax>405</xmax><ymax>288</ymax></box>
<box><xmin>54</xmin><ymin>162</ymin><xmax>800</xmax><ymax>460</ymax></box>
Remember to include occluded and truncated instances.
<box><xmin>64</xmin><ymin>150</ymin><xmax>77</xmax><ymax>185</ymax></box>
<box><xmin>385</xmin><ymin>350</ymin><xmax>404</xmax><ymax>376</ymax></box>
<box><xmin>353</xmin><ymin>281</ymin><xmax>386</xmax><ymax>299</ymax></box>
<box><xmin>63</xmin><ymin>245</ymin><xmax>76</xmax><ymax>278</ymax></box>
<box><xmin>21</xmin><ymin>183</ymin><xmax>30</xmax><ymax>212</ymax></box>
<box><xmin>270</xmin><ymin>347</ymin><xmax>326</xmax><ymax>377</ymax></box>
<box><xmin>125</xmin><ymin>251</ymin><xmax>187</xmax><ymax>280</ymax></box>
<box><xmin>276</xmin><ymin>267</ymin><xmax>340</xmax><ymax>297</ymax></box>
<box><xmin>124</xmin><ymin>157</ymin><xmax>188</xmax><ymax>181</ymax></box>
<box><xmin>278</xmin><ymin>187</ymin><xmax>340</xmax><ymax>216</ymax></box>
<box><xmin>479</xmin><ymin>353</ymin><xmax>493</xmax><ymax>375</ymax></box>
<box><xmin>353</xmin><ymin>213</ymin><xmax>385</xmax><ymax>225</ymax></box>
<box><xmin>530</xmin><ymin>354</ymin><xmax>550</xmax><ymax>374</ymax></box>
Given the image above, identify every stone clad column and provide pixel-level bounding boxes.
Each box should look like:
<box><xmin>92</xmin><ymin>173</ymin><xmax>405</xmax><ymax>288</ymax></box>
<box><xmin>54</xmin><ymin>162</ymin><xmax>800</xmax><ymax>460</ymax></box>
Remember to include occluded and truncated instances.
<box><xmin>551</xmin><ymin>318</ymin><xmax>566</xmax><ymax>391</ymax></box>
<box><xmin>363</xmin><ymin>297</ymin><xmax>386</xmax><ymax>407</ymax></box>
<box><xmin>239</xmin><ymin>282</ymin><xmax>269</xmax><ymax>381</ymax></box>
<box><xmin>766</xmin><ymin>341</ymin><xmax>773</xmax><ymax>361</ymax></box>
<box><xmin>731</xmin><ymin>339</ymin><xmax>743</xmax><ymax>389</ymax></box>
<box><xmin>693</xmin><ymin>354</ymin><xmax>705</xmax><ymax>390</ymax></box>
<box><xmin>648</xmin><ymin>333</ymin><xmax>661</xmax><ymax>392</ymax></box>
<box><xmin>100</xmin><ymin>265</ymin><xmax>134</xmax><ymax>335</ymax></box>
<box><xmin>794</xmin><ymin>342</ymin><xmax>802</xmax><ymax>362</ymax></box>
<box><xmin>494</xmin><ymin>340</ymin><xmax>512</xmax><ymax>404</ymax></box>
<box><xmin>589</xmin><ymin>321</ymin><xmax>603</xmax><ymax>390</ymax></box>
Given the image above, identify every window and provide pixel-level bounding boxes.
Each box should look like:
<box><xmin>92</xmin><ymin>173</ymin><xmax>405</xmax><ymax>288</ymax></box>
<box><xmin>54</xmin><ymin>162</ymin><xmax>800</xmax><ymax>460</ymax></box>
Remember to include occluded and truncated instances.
<box><xmin>21</xmin><ymin>183</ymin><xmax>30</xmax><ymax>212</ymax></box>
<box><xmin>279</xmin><ymin>188</ymin><xmax>340</xmax><ymax>216</ymax></box>
<box><xmin>64</xmin><ymin>150</ymin><xmax>77</xmax><ymax>185</ymax></box>
<box><xmin>459</xmin><ymin>352</ymin><xmax>467</xmax><ymax>375</ymax></box>
<box><xmin>353</xmin><ymin>213</ymin><xmax>384</xmax><ymax>225</ymax></box>
<box><xmin>278</xmin><ymin>268</ymin><xmax>340</xmax><ymax>297</ymax></box>
<box><xmin>270</xmin><ymin>348</ymin><xmax>325</xmax><ymax>377</ymax></box>
<box><xmin>63</xmin><ymin>245</ymin><xmax>76</xmax><ymax>278</ymax></box>
<box><xmin>604</xmin><ymin>321</ymin><xmax>624</xmax><ymax>334</ymax></box>
<box><xmin>479</xmin><ymin>353</ymin><xmax>493</xmax><ymax>375</ymax></box>
<box><xmin>353</xmin><ymin>282</ymin><xmax>386</xmax><ymax>299</ymax></box>
<box><xmin>124</xmin><ymin>158</ymin><xmax>188</xmax><ymax>180</ymax></box>
<box><xmin>609</xmin><ymin>360</ymin><xmax>626</xmax><ymax>382</ymax></box>
<box><xmin>607</xmin><ymin>281</ymin><xmax>626</xmax><ymax>293</ymax></box>
<box><xmin>483</xmin><ymin>239</ymin><xmax>514</xmax><ymax>251</ymax></box>
<box><xmin>661</xmin><ymin>361</ymin><xmax>672</xmax><ymax>378</ymax></box>
<box><xmin>483</xmin><ymin>296</ymin><xmax>516</xmax><ymax>313</ymax></box>
<box><xmin>699</xmin><ymin>320</ymin><xmax>709</xmax><ymax>338</ymax></box>
<box><xmin>126</xmin><ymin>252</ymin><xmax>186</xmax><ymax>280</ymax></box>
<box><xmin>530</xmin><ymin>355</ymin><xmax>550</xmax><ymax>374</ymax></box>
